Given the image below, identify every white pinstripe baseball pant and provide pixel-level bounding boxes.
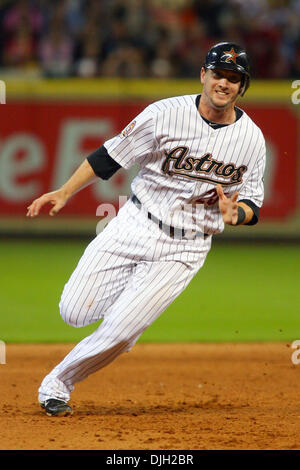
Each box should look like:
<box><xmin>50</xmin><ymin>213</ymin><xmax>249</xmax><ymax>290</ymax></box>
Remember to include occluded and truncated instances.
<box><xmin>38</xmin><ymin>200</ymin><xmax>212</xmax><ymax>403</ymax></box>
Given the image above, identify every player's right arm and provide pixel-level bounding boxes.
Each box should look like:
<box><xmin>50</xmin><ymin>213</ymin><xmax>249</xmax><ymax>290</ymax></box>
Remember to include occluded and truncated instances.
<box><xmin>26</xmin><ymin>159</ymin><xmax>97</xmax><ymax>217</ymax></box>
<box><xmin>27</xmin><ymin>103</ymin><xmax>155</xmax><ymax>218</ymax></box>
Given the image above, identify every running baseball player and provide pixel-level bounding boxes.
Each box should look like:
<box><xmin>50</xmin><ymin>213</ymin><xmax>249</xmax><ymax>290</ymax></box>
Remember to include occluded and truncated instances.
<box><xmin>27</xmin><ymin>42</ymin><xmax>266</xmax><ymax>417</ymax></box>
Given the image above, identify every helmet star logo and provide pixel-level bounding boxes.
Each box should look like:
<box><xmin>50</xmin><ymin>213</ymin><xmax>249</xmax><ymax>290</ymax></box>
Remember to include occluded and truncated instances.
<box><xmin>224</xmin><ymin>47</ymin><xmax>239</xmax><ymax>64</ymax></box>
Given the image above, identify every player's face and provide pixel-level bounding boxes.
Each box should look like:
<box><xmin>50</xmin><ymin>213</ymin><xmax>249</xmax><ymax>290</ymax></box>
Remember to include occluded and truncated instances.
<box><xmin>200</xmin><ymin>67</ymin><xmax>242</xmax><ymax>110</ymax></box>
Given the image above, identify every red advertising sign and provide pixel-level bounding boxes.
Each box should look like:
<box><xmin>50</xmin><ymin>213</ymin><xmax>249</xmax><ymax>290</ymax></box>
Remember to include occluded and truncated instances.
<box><xmin>0</xmin><ymin>101</ymin><xmax>145</xmax><ymax>216</ymax></box>
<box><xmin>0</xmin><ymin>101</ymin><xmax>298</xmax><ymax>220</ymax></box>
<box><xmin>244</xmin><ymin>104</ymin><xmax>298</xmax><ymax>219</ymax></box>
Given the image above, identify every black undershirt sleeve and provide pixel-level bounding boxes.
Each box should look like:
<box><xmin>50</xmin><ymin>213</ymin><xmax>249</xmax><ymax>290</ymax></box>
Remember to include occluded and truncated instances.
<box><xmin>238</xmin><ymin>199</ymin><xmax>260</xmax><ymax>225</ymax></box>
<box><xmin>87</xmin><ymin>145</ymin><xmax>122</xmax><ymax>180</ymax></box>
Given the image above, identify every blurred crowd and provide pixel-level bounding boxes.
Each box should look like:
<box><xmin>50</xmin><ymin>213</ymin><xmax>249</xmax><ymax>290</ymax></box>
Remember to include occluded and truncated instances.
<box><xmin>0</xmin><ymin>0</ymin><xmax>299</xmax><ymax>79</ymax></box>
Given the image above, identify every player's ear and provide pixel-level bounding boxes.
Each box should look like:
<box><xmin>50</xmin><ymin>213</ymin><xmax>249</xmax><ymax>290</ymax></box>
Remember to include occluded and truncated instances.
<box><xmin>200</xmin><ymin>66</ymin><xmax>206</xmax><ymax>84</ymax></box>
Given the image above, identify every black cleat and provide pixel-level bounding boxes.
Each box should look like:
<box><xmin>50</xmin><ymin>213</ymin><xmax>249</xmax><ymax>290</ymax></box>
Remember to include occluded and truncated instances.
<box><xmin>40</xmin><ymin>399</ymin><xmax>73</xmax><ymax>417</ymax></box>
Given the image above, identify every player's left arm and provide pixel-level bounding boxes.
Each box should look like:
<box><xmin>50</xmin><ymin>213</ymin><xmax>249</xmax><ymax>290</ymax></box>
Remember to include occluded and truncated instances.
<box><xmin>217</xmin><ymin>135</ymin><xmax>266</xmax><ymax>226</ymax></box>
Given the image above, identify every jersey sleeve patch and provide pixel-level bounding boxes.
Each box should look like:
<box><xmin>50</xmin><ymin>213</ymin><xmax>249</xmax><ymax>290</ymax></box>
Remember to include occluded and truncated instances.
<box><xmin>121</xmin><ymin>120</ymin><xmax>136</xmax><ymax>138</ymax></box>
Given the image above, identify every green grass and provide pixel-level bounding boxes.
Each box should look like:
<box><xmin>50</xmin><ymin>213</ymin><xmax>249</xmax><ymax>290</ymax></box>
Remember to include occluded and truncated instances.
<box><xmin>0</xmin><ymin>239</ymin><xmax>299</xmax><ymax>343</ymax></box>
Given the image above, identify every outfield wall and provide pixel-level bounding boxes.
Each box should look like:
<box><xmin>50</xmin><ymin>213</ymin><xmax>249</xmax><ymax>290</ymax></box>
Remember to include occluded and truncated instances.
<box><xmin>0</xmin><ymin>78</ymin><xmax>299</xmax><ymax>239</ymax></box>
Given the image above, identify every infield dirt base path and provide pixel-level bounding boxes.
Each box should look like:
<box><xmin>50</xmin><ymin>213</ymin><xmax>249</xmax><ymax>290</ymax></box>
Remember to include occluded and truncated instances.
<box><xmin>1</xmin><ymin>343</ymin><xmax>300</xmax><ymax>450</ymax></box>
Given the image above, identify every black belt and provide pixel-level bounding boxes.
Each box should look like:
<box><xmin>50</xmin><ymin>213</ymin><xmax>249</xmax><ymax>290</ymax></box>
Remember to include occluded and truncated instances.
<box><xmin>131</xmin><ymin>194</ymin><xmax>209</xmax><ymax>240</ymax></box>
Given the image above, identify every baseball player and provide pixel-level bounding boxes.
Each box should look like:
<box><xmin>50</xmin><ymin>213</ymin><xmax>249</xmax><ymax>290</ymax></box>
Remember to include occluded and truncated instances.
<box><xmin>27</xmin><ymin>42</ymin><xmax>266</xmax><ymax>417</ymax></box>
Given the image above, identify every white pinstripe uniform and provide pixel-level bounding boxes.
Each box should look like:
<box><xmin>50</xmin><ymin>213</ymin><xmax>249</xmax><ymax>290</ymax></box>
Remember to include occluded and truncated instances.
<box><xmin>38</xmin><ymin>94</ymin><xmax>265</xmax><ymax>404</ymax></box>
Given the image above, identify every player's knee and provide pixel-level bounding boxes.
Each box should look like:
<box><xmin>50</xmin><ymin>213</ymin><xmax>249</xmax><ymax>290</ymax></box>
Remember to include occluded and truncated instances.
<box><xmin>59</xmin><ymin>299</ymin><xmax>84</xmax><ymax>327</ymax></box>
<box><xmin>59</xmin><ymin>302</ymin><xmax>73</xmax><ymax>326</ymax></box>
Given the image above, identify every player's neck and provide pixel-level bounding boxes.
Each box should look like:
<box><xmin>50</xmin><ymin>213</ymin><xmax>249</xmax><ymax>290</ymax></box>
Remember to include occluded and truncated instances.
<box><xmin>198</xmin><ymin>96</ymin><xmax>237</xmax><ymax>125</ymax></box>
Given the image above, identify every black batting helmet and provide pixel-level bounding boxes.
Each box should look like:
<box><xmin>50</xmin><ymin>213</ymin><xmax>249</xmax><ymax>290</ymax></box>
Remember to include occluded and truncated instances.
<box><xmin>204</xmin><ymin>42</ymin><xmax>250</xmax><ymax>96</ymax></box>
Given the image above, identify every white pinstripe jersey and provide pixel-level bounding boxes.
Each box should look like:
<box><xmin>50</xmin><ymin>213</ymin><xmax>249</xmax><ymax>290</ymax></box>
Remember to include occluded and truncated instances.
<box><xmin>104</xmin><ymin>94</ymin><xmax>266</xmax><ymax>235</ymax></box>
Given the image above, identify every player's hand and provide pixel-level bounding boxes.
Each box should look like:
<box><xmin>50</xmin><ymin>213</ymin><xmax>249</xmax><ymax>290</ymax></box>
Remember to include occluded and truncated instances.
<box><xmin>26</xmin><ymin>189</ymin><xmax>69</xmax><ymax>218</ymax></box>
<box><xmin>216</xmin><ymin>184</ymin><xmax>239</xmax><ymax>225</ymax></box>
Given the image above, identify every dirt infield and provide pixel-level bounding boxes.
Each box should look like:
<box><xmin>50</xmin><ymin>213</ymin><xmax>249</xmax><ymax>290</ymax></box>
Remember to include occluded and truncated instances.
<box><xmin>1</xmin><ymin>343</ymin><xmax>300</xmax><ymax>450</ymax></box>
